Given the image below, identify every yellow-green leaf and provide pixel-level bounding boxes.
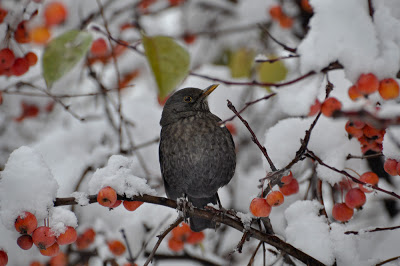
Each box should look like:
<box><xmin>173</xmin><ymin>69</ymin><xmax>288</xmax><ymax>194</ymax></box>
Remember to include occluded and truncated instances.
<box><xmin>229</xmin><ymin>48</ymin><xmax>254</xmax><ymax>78</ymax></box>
<box><xmin>257</xmin><ymin>56</ymin><xmax>288</xmax><ymax>89</ymax></box>
<box><xmin>142</xmin><ymin>34</ymin><xmax>190</xmax><ymax>99</ymax></box>
<box><xmin>42</xmin><ymin>30</ymin><xmax>92</xmax><ymax>88</ymax></box>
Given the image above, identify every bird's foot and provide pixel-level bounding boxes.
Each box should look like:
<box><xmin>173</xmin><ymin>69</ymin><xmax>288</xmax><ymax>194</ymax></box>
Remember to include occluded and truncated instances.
<box><xmin>176</xmin><ymin>197</ymin><xmax>194</xmax><ymax>222</ymax></box>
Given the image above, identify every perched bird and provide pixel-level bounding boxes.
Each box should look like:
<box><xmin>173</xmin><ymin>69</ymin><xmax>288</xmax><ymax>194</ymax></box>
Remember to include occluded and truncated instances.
<box><xmin>159</xmin><ymin>84</ymin><xmax>236</xmax><ymax>232</ymax></box>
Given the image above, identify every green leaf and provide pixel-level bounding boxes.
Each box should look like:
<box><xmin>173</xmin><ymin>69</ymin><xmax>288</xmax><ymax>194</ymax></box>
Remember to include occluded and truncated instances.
<box><xmin>229</xmin><ymin>48</ymin><xmax>254</xmax><ymax>78</ymax></box>
<box><xmin>257</xmin><ymin>56</ymin><xmax>288</xmax><ymax>89</ymax></box>
<box><xmin>142</xmin><ymin>34</ymin><xmax>190</xmax><ymax>99</ymax></box>
<box><xmin>42</xmin><ymin>30</ymin><xmax>92</xmax><ymax>88</ymax></box>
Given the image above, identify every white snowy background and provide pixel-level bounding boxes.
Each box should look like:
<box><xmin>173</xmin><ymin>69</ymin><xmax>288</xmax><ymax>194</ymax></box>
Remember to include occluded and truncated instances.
<box><xmin>1</xmin><ymin>0</ymin><xmax>400</xmax><ymax>265</ymax></box>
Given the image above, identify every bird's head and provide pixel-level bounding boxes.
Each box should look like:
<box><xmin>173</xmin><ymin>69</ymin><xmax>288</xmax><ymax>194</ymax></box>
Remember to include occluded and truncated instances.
<box><xmin>160</xmin><ymin>84</ymin><xmax>219</xmax><ymax>126</ymax></box>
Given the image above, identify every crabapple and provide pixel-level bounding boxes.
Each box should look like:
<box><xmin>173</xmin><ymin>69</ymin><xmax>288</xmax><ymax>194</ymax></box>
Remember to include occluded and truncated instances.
<box><xmin>17</xmin><ymin>235</ymin><xmax>33</xmax><ymax>250</ymax></box>
<box><xmin>332</xmin><ymin>203</ymin><xmax>354</xmax><ymax>222</ymax></box>
<box><xmin>56</xmin><ymin>226</ymin><xmax>77</xmax><ymax>245</ymax></box>
<box><xmin>32</xmin><ymin>226</ymin><xmax>56</xmax><ymax>250</ymax></box>
<box><xmin>266</xmin><ymin>191</ymin><xmax>284</xmax><ymax>207</ymax></box>
<box><xmin>345</xmin><ymin>188</ymin><xmax>366</xmax><ymax>209</ymax></box>
<box><xmin>249</xmin><ymin>198</ymin><xmax>271</xmax><ymax>217</ymax></box>
<box><xmin>15</xmin><ymin>211</ymin><xmax>37</xmax><ymax>234</ymax></box>
<box><xmin>107</xmin><ymin>240</ymin><xmax>126</xmax><ymax>256</ymax></box>
<box><xmin>97</xmin><ymin>186</ymin><xmax>117</xmax><ymax>207</ymax></box>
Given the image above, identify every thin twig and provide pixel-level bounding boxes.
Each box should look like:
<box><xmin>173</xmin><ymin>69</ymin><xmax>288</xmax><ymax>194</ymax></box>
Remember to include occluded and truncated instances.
<box><xmin>143</xmin><ymin>216</ymin><xmax>184</xmax><ymax>266</ymax></box>
<box><xmin>257</xmin><ymin>24</ymin><xmax>297</xmax><ymax>53</ymax></box>
<box><xmin>120</xmin><ymin>229</ymin><xmax>135</xmax><ymax>264</ymax></box>
<box><xmin>344</xmin><ymin>225</ymin><xmax>400</xmax><ymax>235</ymax></box>
<box><xmin>227</xmin><ymin>100</ymin><xmax>277</xmax><ymax>171</ymax></box>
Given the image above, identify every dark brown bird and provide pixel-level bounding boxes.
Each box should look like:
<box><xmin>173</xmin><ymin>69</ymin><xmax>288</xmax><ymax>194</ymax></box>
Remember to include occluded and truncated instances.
<box><xmin>159</xmin><ymin>84</ymin><xmax>236</xmax><ymax>231</ymax></box>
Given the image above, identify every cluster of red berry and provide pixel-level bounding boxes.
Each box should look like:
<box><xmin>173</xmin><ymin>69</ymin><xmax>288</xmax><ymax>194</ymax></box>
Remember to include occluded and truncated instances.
<box><xmin>348</xmin><ymin>73</ymin><xmax>399</xmax><ymax>101</ymax></box>
<box><xmin>97</xmin><ymin>186</ymin><xmax>144</xmax><ymax>211</ymax></box>
<box><xmin>384</xmin><ymin>158</ymin><xmax>400</xmax><ymax>176</ymax></box>
<box><xmin>250</xmin><ymin>171</ymin><xmax>299</xmax><ymax>217</ymax></box>
<box><xmin>332</xmin><ymin>172</ymin><xmax>379</xmax><ymax>222</ymax></box>
<box><xmin>0</xmin><ymin>1</ymin><xmax>68</xmax><ymax>78</ymax></box>
<box><xmin>13</xmin><ymin>211</ymin><xmax>77</xmax><ymax>257</ymax></box>
<box><xmin>345</xmin><ymin>120</ymin><xmax>385</xmax><ymax>154</ymax></box>
<box><xmin>168</xmin><ymin>222</ymin><xmax>205</xmax><ymax>252</ymax></box>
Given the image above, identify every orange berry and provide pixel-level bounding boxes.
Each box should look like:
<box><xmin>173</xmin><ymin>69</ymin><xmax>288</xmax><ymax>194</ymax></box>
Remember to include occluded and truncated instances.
<box><xmin>123</xmin><ymin>200</ymin><xmax>143</xmax><ymax>211</ymax></box>
<box><xmin>30</xmin><ymin>26</ymin><xmax>51</xmax><ymax>44</ymax></box>
<box><xmin>321</xmin><ymin>97</ymin><xmax>342</xmax><ymax>117</ymax></box>
<box><xmin>269</xmin><ymin>5</ymin><xmax>283</xmax><ymax>20</ymax></box>
<box><xmin>24</xmin><ymin>52</ymin><xmax>38</xmax><ymax>66</ymax></box>
<box><xmin>249</xmin><ymin>198</ymin><xmax>271</xmax><ymax>217</ymax></box>
<box><xmin>0</xmin><ymin>250</ymin><xmax>8</xmax><ymax>266</ymax></box>
<box><xmin>356</xmin><ymin>73</ymin><xmax>379</xmax><ymax>95</ymax></box>
<box><xmin>0</xmin><ymin>48</ymin><xmax>15</xmax><ymax>70</ymax></box>
<box><xmin>345</xmin><ymin>121</ymin><xmax>363</xmax><ymax>138</ymax></box>
<box><xmin>172</xmin><ymin>222</ymin><xmax>191</xmax><ymax>240</ymax></box>
<box><xmin>49</xmin><ymin>252</ymin><xmax>67</xmax><ymax>266</ymax></box>
<box><xmin>169</xmin><ymin>0</ymin><xmax>185</xmax><ymax>6</ymax></box>
<box><xmin>90</xmin><ymin>38</ymin><xmax>109</xmax><ymax>57</ymax></box>
<box><xmin>332</xmin><ymin>203</ymin><xmax>354</xmax><ymax>222</ymax></box>
<box><xmin>107</xmin><ymin>240</ymin><xmax>126</xmax><ymax>256</ymax></box>
<box><xmin>44</xmin><ymin>2</ymin><xmax>68</xmax><ymax>26</ymax></box>
<box><xmin>75</xmin><ymin>228</ymin><xmax>96</xmax><ymax>250</ymax></box>
<box><xmin>348</xmin><ymin>85</ymin><xmax>363</xmax><ymax>101</ymax></box>
<box><xmin>11</xmin><ymin>58</ymin><xmax>30</xmax><ymax>76</ymax></box>
<box><xmin>308</xmin><ymin>99</ymin><xmax>321</xmax><ymax>116</ymax></box>
<box><xmin>384</xmin><ymin>159</ymin><xmax>398</xmax><ymax>176</ymax></box>
<box><xmin>378</xmin><ymin>78</ymin><xmax>399</xmax><ymax>100</ymax></box>
<box><xmin>30</xmin><ymin>262</ymin><xmax>44</xmax><ymax>266</ymax></box>
<box><xmin>15</xmin><ymin>211</ymin><xmax>38</xmax><ymax>234</ymax></box>
<box><xmin>0</xmin><ymin>7</ymin><xmax>8</xmax><ymax>23</ymax></box>
<box><xmin>186</xmin><ymin>231</ymin><xmax>205</xmax><ymax>245</ymax></box>
<box><xmin>17</xmin><ymin>235</ymin><xmax>33</xmax><ymax>250</ymax></box>
<box><xmin>168</xmin><ymin>237</ymin><xmax>184</xmax><ymax>252</ymax></box>
<box><xmin>281</xmin><ymin>171</ymin><xmax>294</xmax><ymax>185</ymax></box>
<box><xmin>97</xmin><ymin>186</ymin><xmax>117</xmax><ymax>207</ymax></box>
<box><xmin>345</xmin><ymin>188</ymin><xmax>366</xmax><ymax>209</ymax></box>
<box><xmin>266</xmin><ymin>191</ymin><xmax>284</xmax><ymax>207</ymax></box>
<box><xmin>32</xmin><ymin>226</ymin><xmax>56</xmax><ymax>250</ymax></box>
<box><xmin>279</xmin><ymin>178</ymin><xmax>299</xmax><ymax>196</ymax></box>
<box><xmin>359</xmin><ymin>171</ymin><xmax>379</xmax><ymax>193</ymax></box>
<box><xmin>301</xmin><ymin>0</ymin><xmax>313</xmax><ymax>13</ymax></box>
<box><xmin>279</xmin><ymin>15</ymin><xmax>294</xmax><ymax>29</ymax></box>
<box><xmin>56</xmin><ymin>226</ymin><xmax>77</xmax><ymax>245</ymax></box>
<box><xmin>363</xmin><ymin>125</ymin><xmax>384</xmax><ymax>140</ymax></box>
<box><xmin>39</xmin><ymin>242</ymin><xmax>60</xmax><ymax>257</ymax></box>
<box><xmin>110</xmin><ymin>199</ymin><xmax>122</xmax><ymax>208</ymax></box>
<box><xmin>14</xmin><ymin>21</ymin><xmax>31</xmax><ymax>44</ymax></box>
<box><xmin>397</xmin><ymin>161</ymin><xmax>400</xmax><ymax>176</ymax></box>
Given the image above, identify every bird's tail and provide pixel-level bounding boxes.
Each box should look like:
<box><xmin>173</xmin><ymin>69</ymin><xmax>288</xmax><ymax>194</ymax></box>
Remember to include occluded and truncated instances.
<box><xmin>188</xmin><ymin>195</ymin><xmax>217</xmax><ymax>232</ymax></box>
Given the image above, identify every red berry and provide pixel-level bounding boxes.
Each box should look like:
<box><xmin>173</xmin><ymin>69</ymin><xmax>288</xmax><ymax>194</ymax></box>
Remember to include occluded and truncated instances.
<box><xmin>379</xmin><ymin>78</ymin><xmax>400</xmax><ymax>100</ymax></box>
<box><xmin>345</xmin><ymin>121</ymin><xmax>363</xmax><ymax>138</ymax></box>
<box><xmin>0</xmin><ymin>250</ymin><xmax>8</xmax><ymax>266</ymax></box>
<box><xmin>44</xmin><ymin>2</ymin><xmax>68</xmax><ymax>26</ymax></box>
<box><xmin>32</xmin><ymin>226</ymin><xmax>56</xmax><ymax>250</ymax></box>
<box><xmin>15</xmin><ymin>211</ymin><xmax>38</xmax><ymax>235</ymax></box>
<box><xmin>186</xmin><ymin>231</ymin><xmax>205</xmax><ymax>245</ymax></box>
<box><xmin>183</xmin><ymin>33</ymin><xmax>196</xmax><ymax>44</ymax></box>
<box><xmin>348</xmin><ymin>85</ymin><xmax>363</xmax><ymax>101</ymax></box>
<box><xmin>269</xmin><ymin>5</ymin><xmax>283</xmax><ymax>20</ymax></box>
<box><xmin>0</xmin><ymin>48</ymin><xmax>15</xmax><ymax>70</ymax></box>
<box><xmin>17</xmin><ymin>235</ymin><xmax>33</xmax><ymax>250</ymax></box>
<box><xmin>266</xmin><ymin>191</ymin><xmax>284</xmax><ymax>207</ymax></box>
<box><xmin>249</xmin><ymin>198</ymin><xmax>271</xmax><ymax>217</ymax></box>
<box><xmin>279</xmin><ymin>15</ymin><xmax>294</xmax><ymax>29</ymax></box>
<box><xmin>14</xmin><ymin>21</ymin><xmax>31</xmax><ymax>44</ymax></box>
<box><xmin>168</xmin><ymin>237</ymin><xmax>184</xmax><ymax>252</ymax></box>
<box><xmin>97</xmin><ymin>186</ymin><xmax>117</xmax><ymax>207</ymax></box>
<box><xmin>39</xmin><ymin>242</ymin><xmax>60</xmax><ymax>257</ymax></box>
<box><xmin>110</xmin><ymin>200</ymin><xmax>122</xmax><ymax>208</ymax></box>
<box><xmin>169</xmin><ymin>0</ymin><xmax>185</xmax><ymax>6</ymax></box>
<box><xmin>359</xmin><ymin>171</ymin><xmax>379</xmax><ymax>193</ymax></box>
<box><xmin>56</xmin><ymin>226</ymin><xmax>77</xmax><ymax>245</ymax></box>
<box><xmin>11</xmin><ymin>58</ymin><xmax>30</xmax><ymax>76</ymax></box>
<box><xmin>24</xmin><ymin>52</ymin><xmax>38</xmax><ymax>66</ymax></box>
<box><xmin>49</xmin><ymin>252</ymin><xmax>67</xmax><ymax>266</ymax></box>
<box><xmin>123</xmin><ymin>200</ymin><xmax>143</xmax><ymax>211</ymax></box>
<box><xmin>345</xmin><ymin>188</ymin><xmax>366</xmax><ymax>209</ymax></box>
<box><xmin>321</xmin><ymin>97</ymin><xmax>342</xmax><ymax>117</ymax></box>
<box><xmin>279</xmin><ymin>178</ymin><xmax>299</xmax><ymax>196</ymax></box>
<box><xmin>0</xmin><ymin>7</ymin><xmax>8</xmax><ymax>23</ymax></box>
<box><xmin>90</xmin><ymin>38</ymin><xmax>109</xmax><ymax>57</ymax></box>
<box><xmin>397</xmin><ymin>161</ymin><xmax>400</xmax><ymax>176</ymax></box>
<box><xmin>107</xmin><ymin>240</ymin><xmax>126</xmax><ymax>256</ymax></box>
<box><xmin>281</xmin><ymin>171</ymin><xmax>294</xmax><ymax>185</ymax></box>
<box><xmin>308</xmin><ymin>99</ymin><xmax>321</xmax><ymax>116</ymax></box>
<box><xmin>384</xmin><ymin>158</ymin><xmax>398</xmax><ymax>176</ymax></box>
<box><xmin>75</xmin><ymin>228</ymin><xmax>96</xmax><ymax>250</ymax></box>
<box><xmin>332</xmin><ymin>203</ymin><xmax>354</xmax><ymax>222</ymax></box>
<box><xmin>356</xmin><ymin>73</ymin><xmax>379</xmax><ymax>95</ymax></box>
<box><xmin>172</xmin><ymin>222</ymin><xmax>191</xmax><ymax>240</ymax></box>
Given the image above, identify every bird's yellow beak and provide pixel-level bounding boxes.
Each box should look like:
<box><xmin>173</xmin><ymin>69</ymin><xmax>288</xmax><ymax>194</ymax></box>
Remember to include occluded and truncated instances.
<box><xmin>201</xmin><ymin>84</ymin><xmax>219</xmax><ymax>98</ymax></box>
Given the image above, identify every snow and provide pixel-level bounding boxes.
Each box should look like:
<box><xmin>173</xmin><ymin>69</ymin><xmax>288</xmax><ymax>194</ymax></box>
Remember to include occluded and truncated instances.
<box><xmin>88</xmin><ymin>155</ymin><xmax>156</xmax><ymax>197</ymax></box>
<box><xmin>382</xmin><ymin>127</ymin><xmax>400</xmax><ymax>161</ymax></box>
<box><xmin>48</xmin><ymin>207</ymin><xmax>78</xmax><ymax>236</ymax></box>
<box><xmin>71</xmin><ymin>192</ymin><xmax>90</xmax><ymax>206</ymax></box>
<box><xmin>285</xmin><ymin>200</ymin><xmax>334</xmax><ymax>265</ymax></box>
<box><xmin>0</xmin><ymin>146</ymin><xmax>59</xmax><ymax>230</ymax></box>
<box><xmin>236</xmin><ymin>212</ymin><xmax>252</xmax><ymax>230</ymax></box>
<box><xmin>298</xmin><ymin>0</ymin><xmax>400</xmax><ymax>82</ymax></box>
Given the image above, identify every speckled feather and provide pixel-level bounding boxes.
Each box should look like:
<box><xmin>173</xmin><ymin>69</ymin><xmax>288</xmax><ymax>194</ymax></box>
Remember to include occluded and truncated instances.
<box><xmin>159</xmin><ymin>87</ymin><xmax>236</xmax><ymax>231</ymax></box>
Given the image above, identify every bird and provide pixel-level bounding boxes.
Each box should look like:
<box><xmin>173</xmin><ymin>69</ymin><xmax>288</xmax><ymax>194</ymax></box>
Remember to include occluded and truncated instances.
<box><xmin>159</xmin><ymin>84</ymin><xmax>236</xmax><ymax>232</ymax></box>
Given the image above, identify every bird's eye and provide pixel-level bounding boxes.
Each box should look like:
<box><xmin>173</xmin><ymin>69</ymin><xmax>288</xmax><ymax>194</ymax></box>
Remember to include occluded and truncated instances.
<box><xmin>183</xmin><ymin>96</ymin><xmax>193</xmax><ymax>103</ymax></box>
